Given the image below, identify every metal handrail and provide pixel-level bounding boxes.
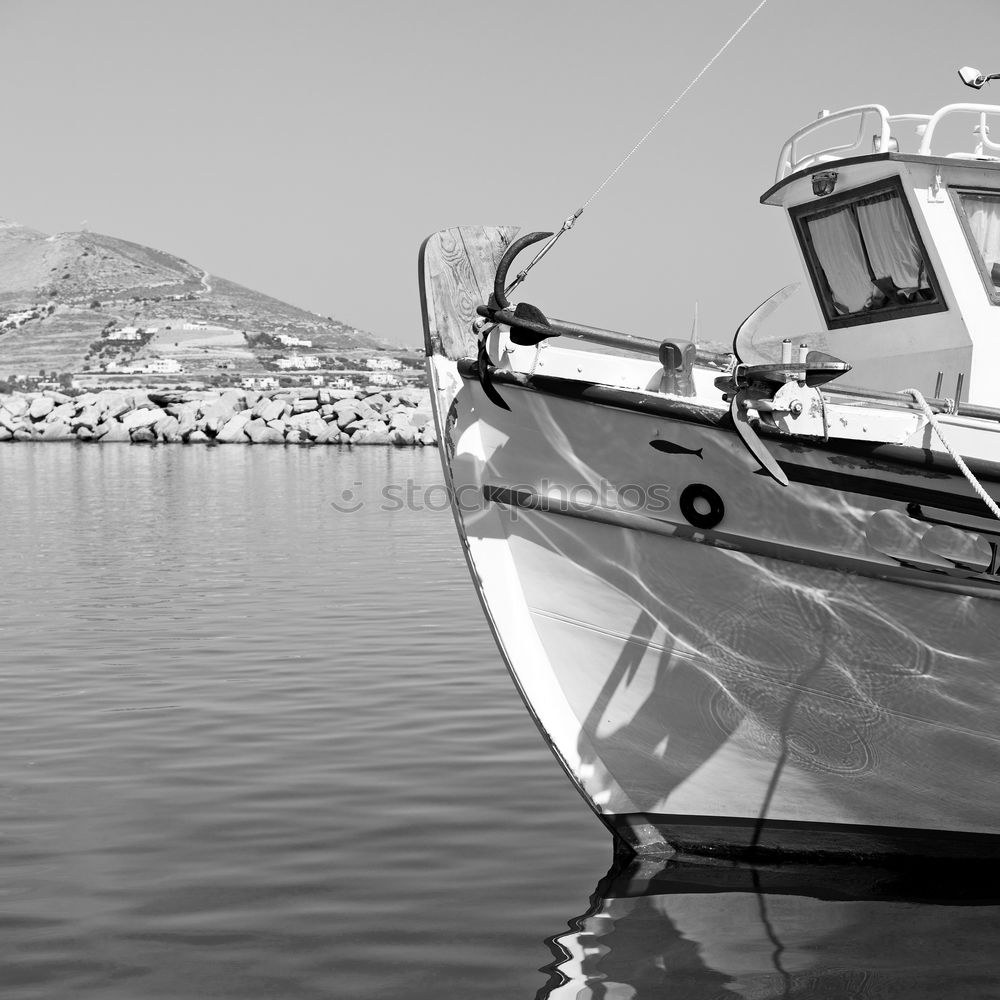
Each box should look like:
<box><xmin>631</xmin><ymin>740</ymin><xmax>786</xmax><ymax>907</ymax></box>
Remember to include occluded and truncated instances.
<box><xmin>917</xmin><ymin>103</ymin><xmax>1000</xmax><ymax>156</ymax></box>
<box><xmin>775</xmin><ymin>105</ymin><xmax>891</xmax><ymax>182</ymax></box>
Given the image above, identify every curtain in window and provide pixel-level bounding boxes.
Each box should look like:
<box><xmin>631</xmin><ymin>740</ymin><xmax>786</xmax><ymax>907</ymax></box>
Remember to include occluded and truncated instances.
<box><xmin>961</xmin><ymin>194</ymin><xmax>1000</xmax><ymax>274</ymax></box>
<box><xmin>858</xmin><ymin>192</ymin><xmax>923</xmax><ymax>290</ymax></box>
<box><xmin>808</xmin><ymin>206</ymin><xmax>872</xmax><ymax>313</ymax></box>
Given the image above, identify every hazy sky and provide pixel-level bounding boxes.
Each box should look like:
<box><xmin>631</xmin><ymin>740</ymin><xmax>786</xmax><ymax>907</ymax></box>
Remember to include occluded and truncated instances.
<box><xmin>1</xmin><ymin>0</ymin><xmax>996</xmax><ymax>345</ymax></box>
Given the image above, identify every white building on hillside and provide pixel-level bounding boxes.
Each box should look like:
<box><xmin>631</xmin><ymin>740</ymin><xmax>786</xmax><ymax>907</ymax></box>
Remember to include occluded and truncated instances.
<box><xmin>107</xmin><ymin>327</ymin><xmax>143</xmax><ymax>341</ymax></box>
<box><xmin>275</xmin><ymin>355</ymin><xmax>320</xmax><ymax>370</ymax></box>
<box><xmin>142</xmin><ymin>358</ymin><xmax>183</xmax><ymax>374</ymax></box>
<box><xmin>242</xmin><ymin>376</ymin><xmax>280</xmax><ymax>390</ymax></box>
<box><xmin>277</xmin><ymin>334</ymin><xmax>312</xmax><ymax>348</ymax></box>
<box><xmin>366</xmin><ymin>356</ymin><xmax>402</xmax><ymax>371</ymax></box>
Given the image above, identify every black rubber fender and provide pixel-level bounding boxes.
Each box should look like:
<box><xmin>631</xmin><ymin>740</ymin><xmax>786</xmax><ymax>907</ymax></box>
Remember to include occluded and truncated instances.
<box><xmin>679</xmin><ymin>483</ymin><xmax>725</xmax><ymax>529</ymax></box>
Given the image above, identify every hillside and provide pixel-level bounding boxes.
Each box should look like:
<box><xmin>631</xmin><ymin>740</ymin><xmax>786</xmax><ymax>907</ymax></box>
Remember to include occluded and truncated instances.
<box><xmin>0</xmin><ymin>219</ymin><xmax>380</xmax><ymax>377</ymax></box>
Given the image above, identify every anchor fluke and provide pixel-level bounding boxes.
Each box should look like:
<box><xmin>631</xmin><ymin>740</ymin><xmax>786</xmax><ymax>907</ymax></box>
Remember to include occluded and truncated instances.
<box><xmin>508</xmin><ymin>301</ymin><xmax>556</xmax><ymax>347</ymax></box>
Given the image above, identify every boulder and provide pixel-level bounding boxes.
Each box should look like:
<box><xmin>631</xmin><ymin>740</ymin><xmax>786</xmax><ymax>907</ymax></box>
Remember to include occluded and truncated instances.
<box><xmin>0</xmin><ymin>408</ymin><xmax>22</xmax><ymax>432</ymax></box>
<box><xmin>335</xmin><ymin>407</ymin><xmax>362</xmax><ymax>430</ymax></box>
<box><xmin>175</xmin><ymin>407</ymin><xmax>198</xmax><ymax>437</ymax></box>
<box><xmin>95</xmin><ymin>420</ymin><xmax>130</xmax><ymax>442</ymax></box>
<box><xmin>76</xmin><ymin>426</ymin><xmax>95</xmax><ymax>441</ymax></box>
<box><xmin>127</xmin><ymin>392</ymin><xmax>153</xmax><ymax>411</ymax></box>
<box><xmin>1</xmin><ymin>395</ymin><xmax>29</xmax><ymax>418</ymax></box>
<box><xmin>245</xmin><ymin>419</ymin><xmax>285</xmax><ymax>444</ymax></box>
<box><xmin>103</xmin><ymin>396</ymin><xmax>133</xmax><ymax>421</ymax></box>
<box><xmin>388</xmin><ymin>409</ymin><xmax>412</xmax><ymax>430</ymax></box>
<box><xmin>418</xmin><ymin>425</ymin><xmax>438</xmax><ymax>446</ymax></box>
<box><xmin>327</xmin><ymin>390</ymin><xmax>359</xmax><ymax>401</ymax></box>
<box><xmin>215</xmin><ymin>411</ymin><xmax>253</xmax><ymax>443</ymax></box>
<box><xmin>148</xmin><ymin>391</ymin><xmax>188</xmax><ymax>406</ymax></box>
<box><xmin>42</xmin><ymin>389</ymin><xmax>72</xmax><ymax>404</ymax></box>
<box><xmin>351</xmin><ymin>428</ymin><xmax>393</xmax><ymax>445</ymax></box>
<box><xmin>154</xmin><ymin>414</ymin><xmax>181</xmax><ymax>441</ymax></box>
<box><xmin>186</xmin><ymin>429</ymin><xmax>210</xmax><ymax>444</ymax></box>
<box><xmin>288</xmin><ymin>411</ymin><xmax>327</xmax><ymax>438</ymax></box>
<box><xmin>0</xmin><ymin>426</ymin><xmax>12</xmax><ymax>441</ymax></box>
<box><xmin>28</xmin><ymin>396</ymin><xmax>55</xmax><ymax>420</ymax></box>
<box><xmin>356</xmin><ymin>403</ymin><xmax>383</xmax><ymax>422</ymax></box>
<box><xmin>256</xmin><ymin>398</ymin><xmax>288</xmax><ymax>422</ymax></box>
<box><xmin>199</xmin><ymin>394</ymin><xmax>240</xmax><ymax>426</ymax></box>
<box><xmin>296</xmin><ymin>388</ymin><xmax>320</xmax><ymax>401</ymax></box>
<box><xmin>72</xmin><ymin>405</ymin><xmax>103</xmax><ymax>431</ymax></box>
<box><xmin>50</xmin><ymin>401</ymin><xmax>77</xmax><ymax>421</ymax></box>
<box><xmin>291</xmin><ymin>397</ymin><xmax>319</xmax><ymax>414</ymax></box>
<box><xmin>38</xmin><ymin>420</ymin><xmax>75</xmax><ymax>441</ymax></box>
<box><xmin>12</xmin><ymin>426</ymin><xmax>37</xmax><ymax>441</ymax></box>
<box><xmin>363</xmin><ymin>393</ymin><xmax>388</xmax><ymax>411</ymax></box>
<box><xmin>312</xmin><ymin>425</ymin><xmax>341</xmax><ymax>444</ymax></box>
<box><xmin>285</xmin><ymin>428</ymin><xmax>308</xmax><ymax>444</ymax></box>
<box><xmin>121</xmin><ymin>408</ymin><xmax>162</xmax><ymax>430</ymax></box>
<box><xmin>333</xmin><ymin>396</ymin><xmax>364</xmax><ymax>411</ymax></box>
<box><xmin>130</xmin><ymin>427</ymin><xmax>157</xmax><ymax>444</ymax></box>
<box><xmin>390</xmin><ymin>425</ymin><xmax>419</xmax><ymax>446</ymax></box>
<box><xmin>410</xmin><ymin>410</ymin><xmax>432</xmax><ymax>428</ymax></box>
<box><xmin>394</xmin><ymin>387</ymin><xmax>425</xmax><ymax>408</ymax></box>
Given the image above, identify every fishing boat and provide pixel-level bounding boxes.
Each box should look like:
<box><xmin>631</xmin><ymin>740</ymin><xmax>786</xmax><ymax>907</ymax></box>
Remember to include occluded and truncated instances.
<box><xmin>418</xmin><ymin>81</ymin><xmax>1000</xmax><ymax>861</ymax></box>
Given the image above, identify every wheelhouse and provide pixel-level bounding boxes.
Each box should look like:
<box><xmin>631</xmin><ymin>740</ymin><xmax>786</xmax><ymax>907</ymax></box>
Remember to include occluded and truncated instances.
<box><xmin>761</xmin><ymin>104</ymin><xmax>1000</xmax><ymax>405</ymax></box>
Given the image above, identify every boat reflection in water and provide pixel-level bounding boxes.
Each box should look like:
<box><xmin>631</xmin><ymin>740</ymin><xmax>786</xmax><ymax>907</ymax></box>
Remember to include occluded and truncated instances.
<box><xmin>538</xmin><ymin>857</ymin><xmax>1000</xmax><ymax>998</ymax></box>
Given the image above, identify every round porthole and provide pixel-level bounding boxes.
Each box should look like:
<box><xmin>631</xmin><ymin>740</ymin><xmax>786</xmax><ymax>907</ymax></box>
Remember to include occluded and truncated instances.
<box><xmin>679</xmin><ymin>484</ymin><xmax>725</xmax><ymax>529</ymax></box>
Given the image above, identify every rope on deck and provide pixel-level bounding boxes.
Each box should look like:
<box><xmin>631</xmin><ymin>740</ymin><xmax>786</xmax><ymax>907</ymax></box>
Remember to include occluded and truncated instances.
<box><xmin>906</xmin><ymin>387</ymin><xmax>1000</xmax><ymax>520</ymax></box>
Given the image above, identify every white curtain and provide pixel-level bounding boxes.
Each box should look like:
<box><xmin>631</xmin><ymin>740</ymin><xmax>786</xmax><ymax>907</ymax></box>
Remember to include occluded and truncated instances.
<box><xmin>962</xmin><ymin>194</ymin><xmax>1000</xmax><ymax>278</ymax></box>
<box><xmin>858</xmin><ymin>194</ymin><xmax>922</xmax><ymax>290</ymax></box>
<box><xmin>809</xmin><ymin>207</ymin><xmax>872</xmax><ymax>313</ymax></box>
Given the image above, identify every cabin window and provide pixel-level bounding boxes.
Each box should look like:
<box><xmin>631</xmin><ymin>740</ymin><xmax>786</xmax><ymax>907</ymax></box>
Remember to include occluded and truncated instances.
<box><xmin>792</xmin><ymin>179</ymin><xmax>944</xmax><ymax>328</ymax></box>
<box><xmin>953</xmin><ymin>189</ymin><xmax>1000</xmax><ymax>304</ymax></box>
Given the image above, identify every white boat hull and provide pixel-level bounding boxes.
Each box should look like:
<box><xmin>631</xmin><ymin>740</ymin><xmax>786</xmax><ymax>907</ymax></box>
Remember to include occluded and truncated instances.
<box><xmin>420</xmin><ymin>226</ymin><xmax>1000</xmax><ymax>860</ymax></box>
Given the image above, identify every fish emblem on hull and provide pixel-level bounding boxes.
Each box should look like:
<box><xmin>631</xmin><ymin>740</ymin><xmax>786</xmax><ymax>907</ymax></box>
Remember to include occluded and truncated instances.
<box><xmin>649</xmin><ymin>439</ymin><xmax>704</xmax><ymax>459</ymax></box>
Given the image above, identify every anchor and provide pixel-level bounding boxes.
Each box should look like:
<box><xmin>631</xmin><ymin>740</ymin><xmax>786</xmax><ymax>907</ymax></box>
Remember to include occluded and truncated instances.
<box><xmin>717</xmin><ymin>285</ymin><xmax>851</xmax><ymax>487</ymax></box>
<box><xmin>475</xmin><ymin>231</ymin><xmax>563</xmax><ymax>409</ymax></box>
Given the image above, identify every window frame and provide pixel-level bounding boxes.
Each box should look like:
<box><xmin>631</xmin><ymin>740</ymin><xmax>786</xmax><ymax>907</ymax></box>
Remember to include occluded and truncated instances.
<box><xmin>950</xmin><ymin>186</ymin><xmax>1000</xmax><ymax>306</ymax></box>
<box><xmin>791</xmin><ymin>176</ymin><xmax>947</xmax><ymax>329</ymax></box>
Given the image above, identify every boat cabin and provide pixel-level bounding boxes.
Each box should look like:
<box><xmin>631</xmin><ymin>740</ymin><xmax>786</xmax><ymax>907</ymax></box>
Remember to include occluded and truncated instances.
<box><xmin>760</xmin><ymin>103</ymin><xmax>1000</xmax><ymax>406</ymax></box>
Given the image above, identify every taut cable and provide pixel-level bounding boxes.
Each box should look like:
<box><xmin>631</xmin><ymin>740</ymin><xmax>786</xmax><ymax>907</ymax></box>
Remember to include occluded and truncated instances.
<box><xmin>503</xmin><ymin>0</ymin><xmax>771</xmax><ymax>300</ymax></box>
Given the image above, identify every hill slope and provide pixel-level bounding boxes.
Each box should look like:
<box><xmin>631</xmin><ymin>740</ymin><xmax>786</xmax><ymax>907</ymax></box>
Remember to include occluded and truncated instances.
<box><xmin>0</xmin><ymin>220</ymin><xmax>378</xmax><ymax>376</ymax></box>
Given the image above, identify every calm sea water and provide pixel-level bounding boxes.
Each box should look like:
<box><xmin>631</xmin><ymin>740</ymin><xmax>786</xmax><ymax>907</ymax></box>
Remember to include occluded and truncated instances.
<box><xmin>2</xmin><ymin>444</ymin><xmax>998</xmax><ymax>999</ymax></box>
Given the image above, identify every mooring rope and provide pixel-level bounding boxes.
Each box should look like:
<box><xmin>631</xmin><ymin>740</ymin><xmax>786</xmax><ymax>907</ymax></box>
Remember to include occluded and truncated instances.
<box><xmin>906</xmin><ymin>387</ymin><xmax>1000</xmax><ymax>520</ymax></box>
<box><xmin>503</xmin><ymin>0</ymin><xmax>771</xmax><ymax>299</ymax></box>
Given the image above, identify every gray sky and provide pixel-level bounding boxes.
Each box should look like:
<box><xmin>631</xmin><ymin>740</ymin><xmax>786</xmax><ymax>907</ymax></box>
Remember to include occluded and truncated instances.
<box><xmin>1</xmin><ymin>0</ymin><xmax>995</xmax><ymax>345</ymax></box>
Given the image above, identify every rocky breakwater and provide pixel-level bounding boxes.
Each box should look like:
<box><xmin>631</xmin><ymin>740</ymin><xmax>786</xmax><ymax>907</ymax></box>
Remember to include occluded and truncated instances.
<box><xmin>0</xmin><ymin>387</ymin><xmax>438</xmax><ymax>446</ymax></box>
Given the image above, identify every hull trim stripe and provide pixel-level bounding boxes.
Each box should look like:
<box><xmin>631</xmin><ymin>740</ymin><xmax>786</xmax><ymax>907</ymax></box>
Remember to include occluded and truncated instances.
<box><xmin>483</xmin><ymin>484</ymin><xmax>1000</xmax><ymax>598</ymax></box>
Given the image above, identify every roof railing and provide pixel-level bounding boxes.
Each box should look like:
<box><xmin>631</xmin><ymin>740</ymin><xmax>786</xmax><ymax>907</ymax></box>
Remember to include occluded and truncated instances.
<box><xmin>775</xmin><ymin>105</ymin><xmax>891</xmax><ymax>182</ymax></box>
<box><xmin>775</xmin><ymin>103</ymin><xmax>1000</xmax><ymax>181</ymax></box>
<box><xmin>917</xmin><ymin>104</ymin><xmax>1000</xmax><ymax>156</ymax></box>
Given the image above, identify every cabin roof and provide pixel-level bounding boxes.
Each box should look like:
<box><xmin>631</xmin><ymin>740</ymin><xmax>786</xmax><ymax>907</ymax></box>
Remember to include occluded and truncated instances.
<box><xmin>762</xmin><ymin>103</ymin><xmax>1000</xmax><ymax>205</ymax></box>
<box><xmin>760</xmin><ymin>151</ymin><xmax>1000</xmax><ymax>205</ymax></box>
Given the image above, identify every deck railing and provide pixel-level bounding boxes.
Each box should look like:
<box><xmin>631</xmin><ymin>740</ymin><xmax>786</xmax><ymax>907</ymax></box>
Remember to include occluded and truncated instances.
<box><xmin>775</xmin><ymin>103</ymin><xmax>1000</xmax><ymax>181</ymax></box>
